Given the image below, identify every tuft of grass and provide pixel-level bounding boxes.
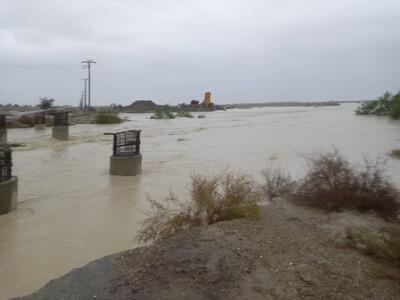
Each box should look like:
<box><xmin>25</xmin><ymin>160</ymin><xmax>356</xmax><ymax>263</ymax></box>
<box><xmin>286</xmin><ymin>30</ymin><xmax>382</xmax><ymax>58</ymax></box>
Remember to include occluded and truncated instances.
<box><xmin>390</xmin><ymin>149</ymin><xmax>400</xmax><ymax>159</ymax></box>
<box><xmin>292</xmin><ymin>149</ymin><xmax>400</xmax><ymax>220</ymax></box>
<box><xmin>346</xmin><ymin>225</ymin><xmax>400</xmax><ymax>267</ymax></box>
<box><xmin>94</xmin><ymin>111</ymin><xmax>122</xmax><ymax>124</ymax></box>
<box><xmin>136</xmin><ymin>171</ymin><xmax>261</xmax><ymax>244</ymax></box>
<box><xmin>261</xmin><ymin>168</ymin><xmax>295</xmax><ymax>200</ymax></box>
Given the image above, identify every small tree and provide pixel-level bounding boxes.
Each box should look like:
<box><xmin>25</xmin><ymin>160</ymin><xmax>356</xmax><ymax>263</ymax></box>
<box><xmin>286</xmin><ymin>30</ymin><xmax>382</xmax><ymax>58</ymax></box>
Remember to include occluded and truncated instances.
<box><xmin>39</xmin><ymin>97</ymin><xmax>54</xmax><ymax>110</ymax></box>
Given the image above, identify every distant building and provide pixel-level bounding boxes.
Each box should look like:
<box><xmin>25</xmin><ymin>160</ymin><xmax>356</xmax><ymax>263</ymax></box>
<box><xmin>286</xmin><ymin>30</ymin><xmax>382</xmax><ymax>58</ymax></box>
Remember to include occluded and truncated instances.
<box><xmin>204</xmin><ymin>92</ymin><xmax>212</xmax><ymax>107</ymax></box>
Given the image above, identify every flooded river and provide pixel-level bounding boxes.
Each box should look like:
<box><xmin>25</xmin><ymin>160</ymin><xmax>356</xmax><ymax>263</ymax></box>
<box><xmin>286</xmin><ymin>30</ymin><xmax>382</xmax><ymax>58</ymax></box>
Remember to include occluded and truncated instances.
<box><xmin>1</xmin><ymin>104</ymin><xmax>399</xmax><ymax>299</ymax></box>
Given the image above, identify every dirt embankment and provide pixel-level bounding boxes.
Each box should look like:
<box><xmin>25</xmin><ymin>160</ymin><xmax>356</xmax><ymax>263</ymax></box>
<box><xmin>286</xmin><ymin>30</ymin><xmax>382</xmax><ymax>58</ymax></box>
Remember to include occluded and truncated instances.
<box><xmin>16</xmin><ymin>200</ymin><xmax>400</xmax><ymax>300</ymax></box>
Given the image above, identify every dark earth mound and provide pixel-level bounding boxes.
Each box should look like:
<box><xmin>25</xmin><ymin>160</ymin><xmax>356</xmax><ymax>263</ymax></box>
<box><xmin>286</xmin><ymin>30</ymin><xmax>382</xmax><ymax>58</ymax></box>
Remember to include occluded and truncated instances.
<box><xmin>124</xmin><ymin>100</ymin><xmax>158</xmax><ymax>113</ymax></box>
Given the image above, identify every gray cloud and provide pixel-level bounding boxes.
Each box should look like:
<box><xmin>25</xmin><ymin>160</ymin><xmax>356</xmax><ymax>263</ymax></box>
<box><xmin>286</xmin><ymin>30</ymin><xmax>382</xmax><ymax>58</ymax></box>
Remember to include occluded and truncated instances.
<box><xmin>1</xmin><ymin>0</ymin><xmax>400</xmax><ymax>105</ymax></box>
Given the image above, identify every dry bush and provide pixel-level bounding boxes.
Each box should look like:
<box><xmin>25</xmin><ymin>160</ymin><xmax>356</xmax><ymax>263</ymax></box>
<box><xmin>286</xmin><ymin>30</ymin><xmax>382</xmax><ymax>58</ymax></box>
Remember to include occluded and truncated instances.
<box><xmin>346</xmin><ymin>225</ymin><xmax>400</xmax><ymax>267</ymax></box>
<box><xmin>390</xmin><ymin>149</ymin><xmax>400</xmax><ymax>159</ymax></box>
<box><xmin>136</xmin><ymin>172</ymin><xmax>261</xmax><ymax>244</ymax></box>
<box><xmin>293</xmin><ymin>149</ymin><xmax>400</xmax><ymax>220</ymax></box>
<box><xmin>18</xmin><ymin>115</ymin><xmax>35</xmax><ymax>127</ymax></box>
<box><xmin>261</xmin><ymin>168</ymin><xmax>296</xmax><ymax>200</ymax></box>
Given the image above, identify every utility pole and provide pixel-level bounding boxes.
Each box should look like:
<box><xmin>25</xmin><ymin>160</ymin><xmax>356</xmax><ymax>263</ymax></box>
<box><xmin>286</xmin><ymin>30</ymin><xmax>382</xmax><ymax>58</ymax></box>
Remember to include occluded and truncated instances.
<box><xmin>82</xmin><ymin>78</ymin><xmax>88</xmax><ymax>112</ymax></box>
<box><xmin>79</xmin><ymin>93</ymin><xmax>83</xmax><ymax>110</ymax></box>
<box><xmin>81</xmin><ymin>59</ymin><xmax>96</xmax><ymax>109</ymax></box>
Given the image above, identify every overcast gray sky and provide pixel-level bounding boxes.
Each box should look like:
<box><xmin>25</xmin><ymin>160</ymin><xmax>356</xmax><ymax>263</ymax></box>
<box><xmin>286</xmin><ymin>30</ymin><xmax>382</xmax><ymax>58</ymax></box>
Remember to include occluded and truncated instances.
<box><xmin>0</xmin><ymin>0</ymin><xmax>399</xmax><ymax>106</ymax></box>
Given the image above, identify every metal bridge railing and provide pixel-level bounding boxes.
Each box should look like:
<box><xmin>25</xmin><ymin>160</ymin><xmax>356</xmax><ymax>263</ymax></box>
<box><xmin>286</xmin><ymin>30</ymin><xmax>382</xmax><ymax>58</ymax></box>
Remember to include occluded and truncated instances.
<box><xmin>104</xmin><ymin>130</ymin><xmax>141</xmax><ymax>156</ymax></box>
<box><xmin>0</xmin><ymin>144</ymin><xmax>12</xmax><ymax>182</ymax></box>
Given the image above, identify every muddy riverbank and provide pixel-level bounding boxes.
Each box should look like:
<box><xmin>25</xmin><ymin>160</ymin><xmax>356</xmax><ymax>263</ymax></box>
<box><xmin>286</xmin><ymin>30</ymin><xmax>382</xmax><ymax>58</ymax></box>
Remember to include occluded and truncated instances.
<box><xmin>16</xmin><ymin>200</ymin><xmax>400</xmax><ymax>300</ymax></box>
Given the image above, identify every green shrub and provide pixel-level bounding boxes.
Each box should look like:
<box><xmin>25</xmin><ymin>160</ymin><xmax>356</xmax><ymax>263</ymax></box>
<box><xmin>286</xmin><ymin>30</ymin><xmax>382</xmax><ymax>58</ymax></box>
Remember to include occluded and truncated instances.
<box><xmin>94</xmin><ymin>112</ymin><xmax>122</xmax><ymax>124</ymax></box>
<box><xmin>292</xmin><ymin>149</ymin><xmax>400</xmax><ymax>220</ymax></box>
<box><xmin>136</xmin><ymin>171</ymin><xmax>261</xmax><ymax>244</ymax></box>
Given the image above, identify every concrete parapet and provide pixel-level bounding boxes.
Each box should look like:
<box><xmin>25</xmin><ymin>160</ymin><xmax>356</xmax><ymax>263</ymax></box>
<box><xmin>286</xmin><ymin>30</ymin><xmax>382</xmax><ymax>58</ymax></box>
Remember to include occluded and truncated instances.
<box><xmin>52</xmin><ymin>126</ymin><xmax>69</xmax><ymax>140</ymax></box>
<box><xmin>0</xmin><ymin>128</ymin><xmax>7</xmax><ymax>144</ymax></box>
<box><xmin>110</xmin><ymin>154</ymin><xmax>142</xmax><ymax>176</ymax></box>
<box><xmin>0</xmin><ymin>176</ymin><xmax>17</xmax><ymax>215</ymax></box>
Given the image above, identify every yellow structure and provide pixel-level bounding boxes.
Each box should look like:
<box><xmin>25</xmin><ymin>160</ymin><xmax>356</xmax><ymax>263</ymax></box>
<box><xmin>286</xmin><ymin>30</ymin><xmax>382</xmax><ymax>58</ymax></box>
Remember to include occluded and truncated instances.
<box><xmin>204</xmin><ymin>92</ymin><xmax>212</xmax><ymax>107</ymax></box>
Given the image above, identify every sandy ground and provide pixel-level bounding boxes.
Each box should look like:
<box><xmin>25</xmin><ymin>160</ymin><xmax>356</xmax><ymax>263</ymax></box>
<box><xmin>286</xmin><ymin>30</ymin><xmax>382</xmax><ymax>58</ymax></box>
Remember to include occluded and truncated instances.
<box><xmin>16</xmin><ymin>200</ymin><xmax>400</xmax><ymax>300</ymax></box>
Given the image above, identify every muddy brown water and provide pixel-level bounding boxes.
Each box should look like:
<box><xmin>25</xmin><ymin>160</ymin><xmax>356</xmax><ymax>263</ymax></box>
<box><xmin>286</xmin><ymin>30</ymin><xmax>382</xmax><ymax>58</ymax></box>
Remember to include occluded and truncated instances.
<box><xmin>0</xmin><ymin>104</ymin><xmax>399</xmax><ymax>299</ymax></box>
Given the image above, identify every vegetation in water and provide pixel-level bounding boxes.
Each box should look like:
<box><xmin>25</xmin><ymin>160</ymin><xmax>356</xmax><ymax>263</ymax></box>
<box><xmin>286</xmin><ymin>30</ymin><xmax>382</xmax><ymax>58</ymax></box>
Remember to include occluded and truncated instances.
<box><xmin>356</xmin><ymin>91</ymin><xmax>400</xmax><ymax>120</ymax></box>
<box><xmin>136</xmin><ymin>171</ymin><xmax>261</xmax><ymax>244</ymax></box>
<box><xmin>150</xmin><ymin>106</ymin><xmax>195</xmax><ymax>119</ymax></box>
<box><xmin>150</xmin><ymin>105</ymin><xmax>176</xmax><ymax>119</ymax></box>
<box><xmin>175</xmin><ymin>110</ymin><xmax>194</xmax><ymax>118</ymax></box>
<box><xmin>94</xmin><ymin>109</ymin><xmax>122</xmax><ymax>124</ymax></box>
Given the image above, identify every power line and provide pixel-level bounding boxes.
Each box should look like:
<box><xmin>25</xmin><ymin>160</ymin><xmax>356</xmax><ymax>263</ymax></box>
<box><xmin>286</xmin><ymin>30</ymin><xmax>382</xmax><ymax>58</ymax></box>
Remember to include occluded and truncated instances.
<box><xmin>0</xmin><ymin>64</ymin><xmax>77</xmax><ymax>68</ymax></box>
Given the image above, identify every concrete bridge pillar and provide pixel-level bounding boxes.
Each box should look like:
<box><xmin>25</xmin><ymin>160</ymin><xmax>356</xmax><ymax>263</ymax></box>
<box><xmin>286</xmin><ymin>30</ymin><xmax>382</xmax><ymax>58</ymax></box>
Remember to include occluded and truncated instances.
<box><xmin>52</xmin><ymin>126</ymin><xmax>69</xmax><ymax>140</ymax></box>
<box><xmin>52</xmin><ymin>112</ymin><xmax>69</xmax><ymax>140</ymax></box>
<box><xmin>0</xmin><ymin>144</ymin><xmax>17</xmax><ymax>215</ymax></box>
<box><xmin>35</xmin><ymin>112</ymin><xmax>46</xmax><ymax>130</ymax></box>
<box><xmin>110</xmin><ymin>154</ymin><xmax>142</xmax><ymax>176</ymax></box>
<box><xmin>0</xmin><ymin>177</ymin><xmax>18</xmax><ymax>215</ymax></box>
<box><xmin>0</xmin><ymin>128</ymin><xmax>6</xmax><ymax>144</ymax></box>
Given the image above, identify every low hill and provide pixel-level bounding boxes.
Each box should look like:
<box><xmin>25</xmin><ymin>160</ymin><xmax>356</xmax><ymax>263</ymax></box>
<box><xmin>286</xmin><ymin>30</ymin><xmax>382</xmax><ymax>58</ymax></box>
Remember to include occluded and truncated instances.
<box><xmin>124</xmin><ymin>100</ymin><xmax>158</xmax><ymax>113</ymax></box>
